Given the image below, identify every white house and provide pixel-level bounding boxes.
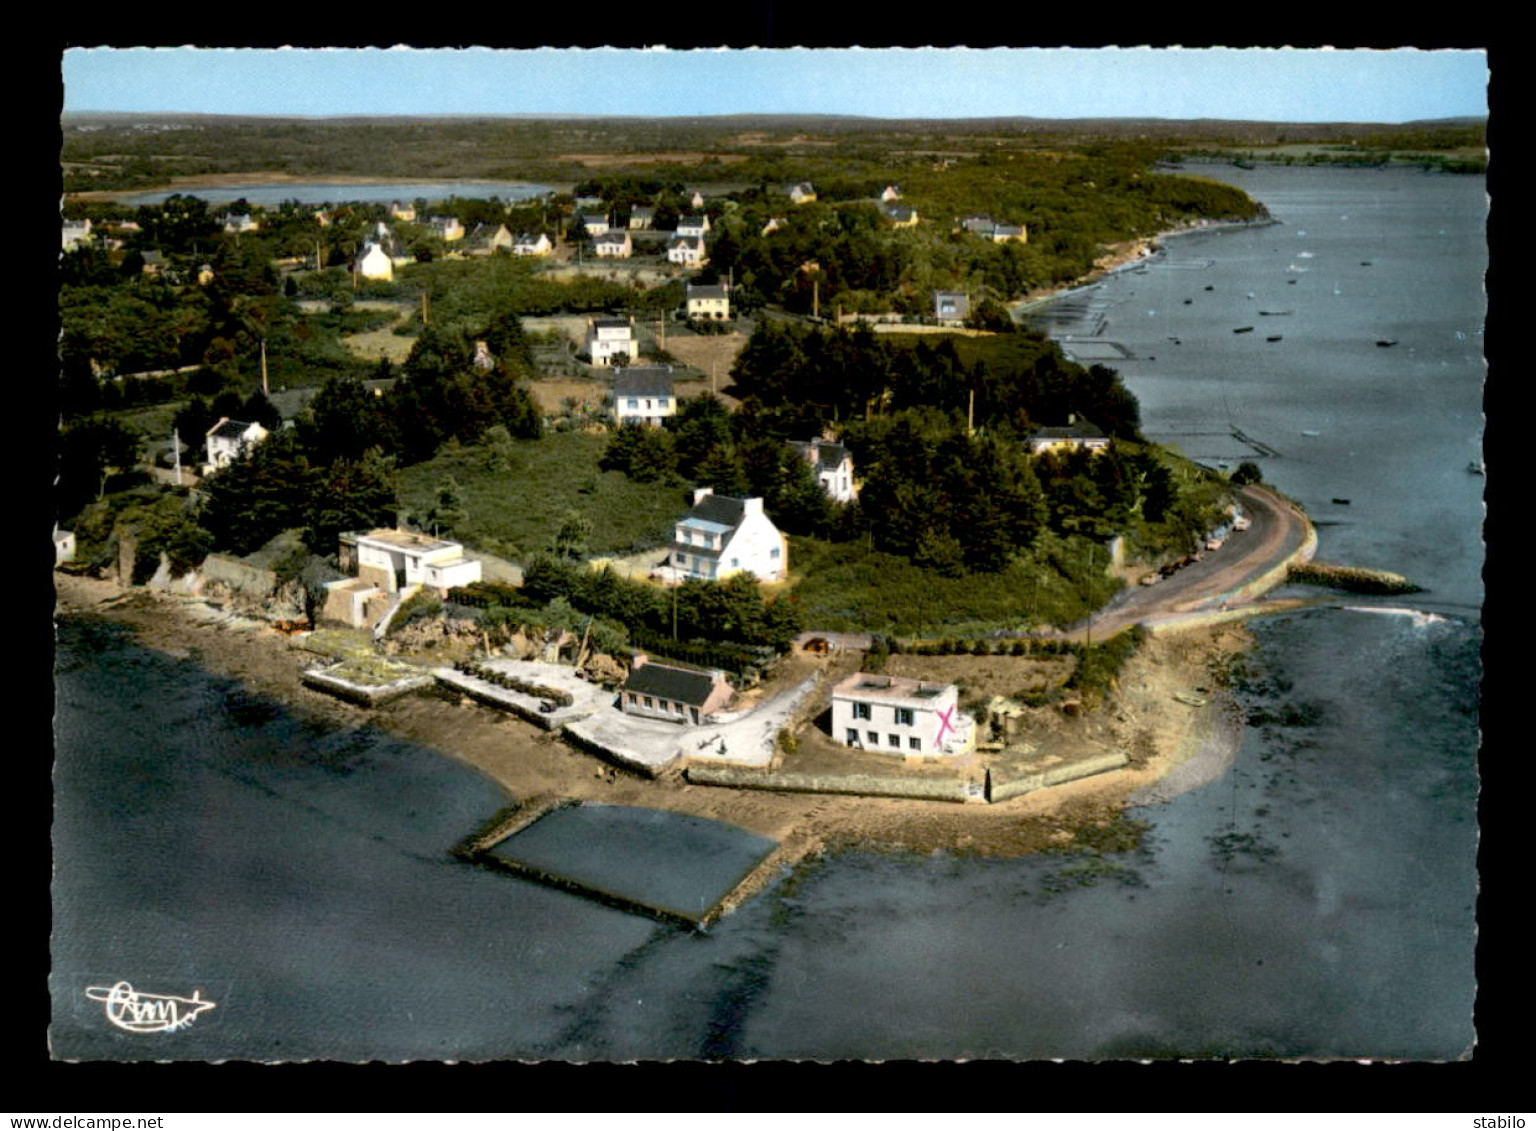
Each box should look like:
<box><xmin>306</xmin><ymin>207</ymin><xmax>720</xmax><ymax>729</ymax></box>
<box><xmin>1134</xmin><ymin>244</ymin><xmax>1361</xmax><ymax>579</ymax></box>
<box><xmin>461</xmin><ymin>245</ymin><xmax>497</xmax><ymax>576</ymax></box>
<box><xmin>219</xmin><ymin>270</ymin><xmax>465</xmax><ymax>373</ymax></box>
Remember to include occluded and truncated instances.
<box><xmin>667</xmin><ymin>235</ymin><xmax>707</xmax><ymax>266</ymax></box>
<box><xmin>514</xmin><ymin>232</ymin><xmax>553</xmax><ymax>257</ymax></box>
<box><xmin>675</xmin><ymin>215</ymin><xmax>709</xmax><ymax>238</ymax></box>
<box><xmin>685</xmin><ymin>282</ymin><xmax>730</xmax><ymax>321</ymax></box>
<box><xmin>222</xmin><ymin>212</ymin><xmax>259</xmax><ymax>234</ymax></box>
<box><xmin>322</xmin><ymin>528</ymin><xmax>482</xmax><ymax>630</ymax></box>
<box><xmin>389</xmin><ymin>201</ymin><xmax>417</xmax><ymax>222</ymax></box>
<box><xmin>203</xmin><ymin>418</ymin><xmax>269</xmax><ymax>473</ymax></box>
<box><xmin>619</xmin><ymin>655</ymin><xmax>734</xmax><ymax>727</ymax></box>
<box><xmin>830</xmin><ymin>672</ymin><xmax>975</xmax><ymax>757</ymax></box>
<box><xmin>581</xmin><ymin>213</ymin><xmax>611</xmax><ymax>237</ymax></box>
<box><xmin>881</xmin><ymin>184</ymin><xmax>902</xmax><ymax>202</ymax></box>
<box><xmin>355</xmin><ymin>242</ymin><xmax>393</xmax><ymax>280</ymax></box>
<box><xmin>668</xmin><ymin>488</ymin><xmax>787</xmax><ymax>583</ymax></box>
<box><xmin>884</xmin><ymin>205</ymin><xmax>919</xmax><ymax>228</ymax></box>
<box><xmin>61</xmin><ymin>219</ymin><xmax>92</xmax><ymax>250</ymax></box>
<box><xmin>789</xmin><ymin>182</ymin><xmax>817</xmax><ymax>205</ymax></box>
<box><xmin>611</xmin><ymin>366</ymin><xmax>676</xmax><ymax>427</ymax></box>
<box><xmin>587</xmin><ymin>317</ymin><xmax>640</xmax><ymax>367</ymax></box>
<box><xmin>933</xmin><ymin>290</ymin><xmax>970</xmax><ymax>327</ymax></box>
<box><xmin>628</xmin><ymin>206</ymin><xmax>656</xmax><ymax>230</ymax></box>
<box><xmin>1026</xmin><ymin>416</ymin><xmax>1110</xmax><ymax>456</ymax></box>
<box><xmin>761</xmin><ymin>217</ymin><xmax>786</xmax><ymax>236</ymax></box>
<box><xmin>593</xmin><ymin>229</ymin><xmax>633</xmax><ymax>258</ymax></box>
<box><xmin>690</xmin><ymin>191</ymin><xmax>706</xmax><ymax>210</ymax></box>
<box><xmin>789</xmin><ymin>435</ymin><xmax>858</xmax><ymax>503</ymax></box>
<box><xmin>54</xmin><ymin>527</ymin><xmax>76</xmax><ymax>566</ymax></box>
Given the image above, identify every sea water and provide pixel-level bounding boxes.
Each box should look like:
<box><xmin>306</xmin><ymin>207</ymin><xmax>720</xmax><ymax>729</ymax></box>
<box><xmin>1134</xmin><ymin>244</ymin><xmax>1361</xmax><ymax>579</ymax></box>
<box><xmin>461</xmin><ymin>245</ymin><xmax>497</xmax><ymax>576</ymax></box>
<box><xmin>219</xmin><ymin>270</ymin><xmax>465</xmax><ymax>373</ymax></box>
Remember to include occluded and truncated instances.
<box><xmin>51</xmin><ymin>165</ymin><xmax>1486</xmax><ymax>1062</ymax></box>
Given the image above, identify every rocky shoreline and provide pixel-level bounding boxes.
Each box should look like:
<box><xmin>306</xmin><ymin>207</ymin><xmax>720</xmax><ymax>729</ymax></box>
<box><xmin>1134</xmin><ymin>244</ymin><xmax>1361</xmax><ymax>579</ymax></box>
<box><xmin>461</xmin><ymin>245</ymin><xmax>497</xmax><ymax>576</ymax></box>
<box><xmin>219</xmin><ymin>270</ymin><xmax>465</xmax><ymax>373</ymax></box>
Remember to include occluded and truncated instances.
<box><xmin>54</xmin><ymin>569</ymin><xmax>1250</xmax><ymax>864</ymax></box>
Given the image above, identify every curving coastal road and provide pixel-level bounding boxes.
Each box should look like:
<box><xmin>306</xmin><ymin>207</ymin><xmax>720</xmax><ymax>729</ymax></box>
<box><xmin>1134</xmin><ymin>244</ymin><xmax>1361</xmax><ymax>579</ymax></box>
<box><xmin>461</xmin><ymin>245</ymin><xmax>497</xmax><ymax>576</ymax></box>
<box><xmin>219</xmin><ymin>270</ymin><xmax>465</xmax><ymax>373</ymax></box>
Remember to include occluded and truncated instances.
<box><xmin>1061</xmin><ymin>484</ymin><xmax>1315</xmax><ymax>641</ymax></box>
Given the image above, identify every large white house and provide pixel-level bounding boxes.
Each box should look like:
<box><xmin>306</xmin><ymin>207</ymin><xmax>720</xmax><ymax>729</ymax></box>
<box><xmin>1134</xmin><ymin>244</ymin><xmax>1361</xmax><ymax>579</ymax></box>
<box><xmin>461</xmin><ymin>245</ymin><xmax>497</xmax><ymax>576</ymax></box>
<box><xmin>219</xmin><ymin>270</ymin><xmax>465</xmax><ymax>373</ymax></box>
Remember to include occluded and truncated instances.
<box><xmin>675</xmin><ymin>215</ymin><xmax>710</xmax><ymax>238</ymax></box>
<box><xmin>611</xmin><ymin>366</ymin><xmax>676</xmax><ymax>427</ymax></box>
<box><xmin>830</xmin><ymin>672</ymin><xmax>974</xmax><ymax>757</ymax></box>
<box><xmin>355</xmin><ymin>242</ymin><xmax>393</xmax><ymax>280</ymax></box>
<box><xmin>668</xmin><ymin>488</ymin><xmax>787</xmax><ymax>583</ymax></box>
<box><xmin>789</xmin><ymin>435</ymin><xmax>858</xmax><ymax>503</ymax></box>
<box><xmin>513</xmin><ymin>231</ymin><xmax>553</xmax><ymax>257</ymax></box>
<box><xmin>203</xmin><ymin>418</ymin><xmax>269</xmax><ymax>473</ymax></box>
<box><xmin>587</xmin><ymin>317</ymin><xmax>640</xmax><ymax>367</ymax></box>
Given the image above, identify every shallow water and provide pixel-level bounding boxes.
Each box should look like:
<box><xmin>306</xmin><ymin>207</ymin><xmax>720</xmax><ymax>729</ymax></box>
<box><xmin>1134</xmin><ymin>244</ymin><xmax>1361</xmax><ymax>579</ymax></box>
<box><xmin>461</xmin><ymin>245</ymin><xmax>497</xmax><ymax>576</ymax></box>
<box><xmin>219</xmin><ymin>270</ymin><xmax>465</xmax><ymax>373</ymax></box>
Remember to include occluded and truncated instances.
<box><xmin>52</xmin><ymin>165</ymin><xmax>1485</xmax><ymax>1062</ymax></box>
<box><xmin>489</xmin><ymin>804</ymin><xmax>778</xmax><ymax>920</ymax></box>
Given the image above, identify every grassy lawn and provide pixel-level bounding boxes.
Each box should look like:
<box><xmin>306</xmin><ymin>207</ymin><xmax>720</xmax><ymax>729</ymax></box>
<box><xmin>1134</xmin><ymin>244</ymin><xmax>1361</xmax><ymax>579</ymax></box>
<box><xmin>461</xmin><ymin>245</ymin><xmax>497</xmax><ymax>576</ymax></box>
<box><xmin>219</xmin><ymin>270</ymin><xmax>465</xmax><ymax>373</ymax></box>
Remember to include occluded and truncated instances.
<box><xmin>788</xmin><ymin>535</ymin><xmax>1121</xmax><ymax>639</ymax></box>
<box><xmin>396</xmin><ymin>430</ymin><xmax>687</xmax><ymax>561</ymax></box>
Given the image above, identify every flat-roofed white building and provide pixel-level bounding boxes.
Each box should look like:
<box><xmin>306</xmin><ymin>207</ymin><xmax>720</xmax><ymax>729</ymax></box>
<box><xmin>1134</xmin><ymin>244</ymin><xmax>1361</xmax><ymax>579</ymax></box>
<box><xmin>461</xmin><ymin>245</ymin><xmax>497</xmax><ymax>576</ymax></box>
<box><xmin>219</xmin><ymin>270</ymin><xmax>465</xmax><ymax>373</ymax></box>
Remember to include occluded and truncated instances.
<box><xmin>323</xmin><ymin>528</ymin><xmax>482</xmax><ymax>631</ymax></box>
<box><xmin>830</xmin><ymin>672</ymin><xmax>974</xmax><ymax>757</ymax></box>
<box><xmin>341</xmin><ymin>528</ymin><xmax>482</xmax><ymax>594</ymax></box>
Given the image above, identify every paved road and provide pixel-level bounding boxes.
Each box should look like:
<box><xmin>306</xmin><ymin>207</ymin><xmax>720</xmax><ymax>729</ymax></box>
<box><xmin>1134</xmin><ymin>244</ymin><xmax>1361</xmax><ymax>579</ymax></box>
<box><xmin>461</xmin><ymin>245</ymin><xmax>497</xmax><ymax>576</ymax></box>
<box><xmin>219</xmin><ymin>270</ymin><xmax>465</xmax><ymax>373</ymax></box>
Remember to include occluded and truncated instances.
<box><xmin>1057</xmin><ymin>485</ymin><xmax>1313</xmax><ymax>641</ymax></box>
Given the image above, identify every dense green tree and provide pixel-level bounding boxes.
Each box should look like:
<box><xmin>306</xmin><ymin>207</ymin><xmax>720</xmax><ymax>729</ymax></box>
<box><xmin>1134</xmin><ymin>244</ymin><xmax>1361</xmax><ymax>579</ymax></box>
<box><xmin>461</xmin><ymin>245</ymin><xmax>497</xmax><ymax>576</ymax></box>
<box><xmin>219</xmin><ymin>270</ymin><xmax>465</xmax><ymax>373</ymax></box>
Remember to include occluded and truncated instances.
<box><xmin>296</xmin><ymin>374</ymin><xmax>395</xmax><ymax>464</ymax></box>
<box><xmin>199</xmin><ymin>429</ymin><xmax>315</xmax><ymax>555</ymax></box>
<box><xmin>57</xmin><ymin>416</ymin><xmax>142</xmax><ymax>519</ymax></box>
<box><xmin>303</xmin><ymin>449</ymin><xmax>399</xmax><ymax>553</ymax></box>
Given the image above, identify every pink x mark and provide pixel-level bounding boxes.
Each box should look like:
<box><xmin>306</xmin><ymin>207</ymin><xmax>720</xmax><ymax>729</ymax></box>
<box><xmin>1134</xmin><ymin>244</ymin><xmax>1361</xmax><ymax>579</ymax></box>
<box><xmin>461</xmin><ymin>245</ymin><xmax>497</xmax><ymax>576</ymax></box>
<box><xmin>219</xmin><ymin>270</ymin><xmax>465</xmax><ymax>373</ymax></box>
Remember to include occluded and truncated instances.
<box><xmin>935</xmin><ymin>706</ymin><xmax>955</xmax><ymax>746</ymax></box>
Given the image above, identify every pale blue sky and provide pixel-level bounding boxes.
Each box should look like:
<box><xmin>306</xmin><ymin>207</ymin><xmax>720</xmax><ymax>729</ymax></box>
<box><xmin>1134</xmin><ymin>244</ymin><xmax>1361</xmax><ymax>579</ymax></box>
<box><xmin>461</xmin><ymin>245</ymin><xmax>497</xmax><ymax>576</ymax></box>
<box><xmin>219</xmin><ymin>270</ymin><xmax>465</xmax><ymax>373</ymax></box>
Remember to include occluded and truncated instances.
<box><xmin>62</xmin><ymin>47</ymin><xmax>1488</xmax><ymax>123</ymax></box>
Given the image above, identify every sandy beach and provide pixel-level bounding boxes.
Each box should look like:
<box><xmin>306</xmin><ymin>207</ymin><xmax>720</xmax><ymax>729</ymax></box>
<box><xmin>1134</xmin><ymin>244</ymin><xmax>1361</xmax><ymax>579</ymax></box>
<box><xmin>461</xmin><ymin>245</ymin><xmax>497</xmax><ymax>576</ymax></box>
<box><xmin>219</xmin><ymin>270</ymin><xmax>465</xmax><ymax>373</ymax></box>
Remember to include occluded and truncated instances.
<box><xmin>54</xmin><ymin>570</ymin><xmax>1249</xmax><ymax>873</ymax></box>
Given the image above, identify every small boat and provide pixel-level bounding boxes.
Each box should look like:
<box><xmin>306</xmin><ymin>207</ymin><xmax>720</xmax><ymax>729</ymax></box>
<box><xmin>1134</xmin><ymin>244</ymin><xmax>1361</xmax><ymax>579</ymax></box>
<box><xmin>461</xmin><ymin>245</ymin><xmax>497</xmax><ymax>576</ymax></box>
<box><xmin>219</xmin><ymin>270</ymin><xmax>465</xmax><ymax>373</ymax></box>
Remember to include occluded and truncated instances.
<box><xmin>1332</xmin><ymin>498</ymin><xmax>1351</xmax><ymax>505</ymax></box>
<box><xmin>1183</xmin><ymin>298</ymin><xmax>1193</xmax><ymax>305</ymax></box>
<box><xmin>1204</xmin><ymin>285</ymin><xmax>1215</xmax><ymax>292</ymax></box>
<box><xmin>1259</xmin><ymin>310</ymin><xmax>1292</xmax><ymax>316</ymax></box>
<box><xmin>1266</xmin><ymin>335</ymin><xmax>1283</xmax><ymax>342</ymax></box>
<box><xmin>1361</xmin><ymin>261</ymin><xmax>1373</xmax><ymax>266</ymax></box>
<box><xmin>1233</xmin><ymin>326</ymin><xmax>1255</xmax><ymax>334</ymax></box>
<box><xmin>1173</xmin><ymin>691</ymin><xmax>1209</xmax><ymax>707</ymax></box>
<box><xmin>1468</xmin><ymin>460</ymin><xmax>1486</xmax><ymax>475</ymax></box>
<box><xmin>1375</xmin><ymin>340</ymin><xmax>1398</xmax><ymax>348</ymax></box>
<box><xmin>1287</xmin><ymin>279</ymin><xmax>1298</xmax><ymax>285</ymax></box>
<box><xmin>1300</xmin><ymin>429</ymin><xmax>1321</xmax><ymax>437</ymax></box>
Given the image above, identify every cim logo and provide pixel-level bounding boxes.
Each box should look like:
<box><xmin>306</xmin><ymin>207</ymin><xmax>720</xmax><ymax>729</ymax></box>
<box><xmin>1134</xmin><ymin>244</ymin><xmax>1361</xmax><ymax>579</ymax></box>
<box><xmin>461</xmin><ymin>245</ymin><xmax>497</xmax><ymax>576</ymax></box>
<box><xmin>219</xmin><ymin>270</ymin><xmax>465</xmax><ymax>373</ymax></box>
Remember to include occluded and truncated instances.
<box><xmin>84</xmin><ymin>981</ymin><xmax>217</xmax><ymax>1034</ymax></box>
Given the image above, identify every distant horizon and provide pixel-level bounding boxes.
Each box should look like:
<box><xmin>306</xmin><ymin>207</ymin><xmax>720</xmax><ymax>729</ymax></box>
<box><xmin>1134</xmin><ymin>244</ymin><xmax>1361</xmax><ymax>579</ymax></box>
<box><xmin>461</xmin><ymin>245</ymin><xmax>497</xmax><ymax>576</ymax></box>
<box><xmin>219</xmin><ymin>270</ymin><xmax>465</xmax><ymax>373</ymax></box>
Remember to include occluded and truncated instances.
<box><xmin>61</xmin><ymin>108</ymin><xmax>1489</xmax><ymax>127</ymax></box>
<box><xmin>61</xmin><ymin>47</ymin><xmax>1489</xmax><ymax>124</ymax></box>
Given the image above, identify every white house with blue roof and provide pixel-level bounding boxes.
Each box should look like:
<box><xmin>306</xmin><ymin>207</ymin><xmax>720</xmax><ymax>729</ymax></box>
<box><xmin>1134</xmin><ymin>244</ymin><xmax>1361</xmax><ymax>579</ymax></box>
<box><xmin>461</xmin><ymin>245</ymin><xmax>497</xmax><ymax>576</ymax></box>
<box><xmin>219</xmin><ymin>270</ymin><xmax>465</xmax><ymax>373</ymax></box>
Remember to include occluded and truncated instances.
<box><xmin>668</xmin><ymin>488</ymin><xmax>787</xmax><ymax>583</ymax></box>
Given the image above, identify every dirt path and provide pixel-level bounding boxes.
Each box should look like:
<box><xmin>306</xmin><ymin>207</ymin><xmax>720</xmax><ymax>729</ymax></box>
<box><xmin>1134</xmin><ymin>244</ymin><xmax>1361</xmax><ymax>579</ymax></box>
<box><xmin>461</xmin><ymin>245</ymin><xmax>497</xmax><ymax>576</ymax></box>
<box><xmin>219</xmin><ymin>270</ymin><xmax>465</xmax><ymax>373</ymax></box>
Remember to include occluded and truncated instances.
<box><xmin>339</xmin><ymin>301</ymin><xmax>416</xmax><ymax>364</ymax></box>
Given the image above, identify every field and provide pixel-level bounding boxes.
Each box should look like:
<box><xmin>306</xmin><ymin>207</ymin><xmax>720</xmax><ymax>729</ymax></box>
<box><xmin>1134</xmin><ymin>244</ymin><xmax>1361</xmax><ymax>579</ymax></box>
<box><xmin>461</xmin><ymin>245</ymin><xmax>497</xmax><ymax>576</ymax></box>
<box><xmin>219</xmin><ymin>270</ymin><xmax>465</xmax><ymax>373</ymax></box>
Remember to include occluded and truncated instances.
<box><xmin>787</xmin><ymin>536</ymin><xmax>1122</xmax><ymax>638</ymax></box>
<box><xmin>395</xmin><ymin>430</ymin><xmax>686</xmax><ymax>560</ymax></box>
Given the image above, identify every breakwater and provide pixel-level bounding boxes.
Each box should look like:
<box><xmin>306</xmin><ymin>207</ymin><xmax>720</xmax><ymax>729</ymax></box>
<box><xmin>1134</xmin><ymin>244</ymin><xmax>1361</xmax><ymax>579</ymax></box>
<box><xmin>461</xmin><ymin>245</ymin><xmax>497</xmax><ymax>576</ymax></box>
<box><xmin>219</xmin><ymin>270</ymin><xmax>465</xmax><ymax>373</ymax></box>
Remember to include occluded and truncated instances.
<box><xmin>686</xmin><ymin>764</ymin><xmax>984</xmax><ymax>803</ymax></box>
<box><xmin>987</xmin><ymin>751</ymin><xmax>1129</xmax><ymax>802</ymax></box>
<box><xmin>1287</xmin><ymin>560</ymin><xmax>1421</xmax><ymax>595</ymax></box>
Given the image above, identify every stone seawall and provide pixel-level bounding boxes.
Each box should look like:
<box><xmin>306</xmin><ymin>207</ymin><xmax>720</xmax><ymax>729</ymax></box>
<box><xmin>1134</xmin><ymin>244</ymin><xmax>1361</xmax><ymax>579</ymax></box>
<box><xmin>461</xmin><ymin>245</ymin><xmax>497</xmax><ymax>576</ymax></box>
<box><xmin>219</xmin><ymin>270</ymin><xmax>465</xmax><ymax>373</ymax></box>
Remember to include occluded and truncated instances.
<box><xmin>685</xmin><ymin>764</ymin><xmax>983</xmax><ymax>803</ymax></box>
<box><xmin>987</xmin><ymin>750</ymin><xmax>1129</xmax><ymax>803</ymax></box>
